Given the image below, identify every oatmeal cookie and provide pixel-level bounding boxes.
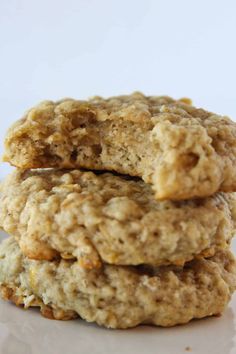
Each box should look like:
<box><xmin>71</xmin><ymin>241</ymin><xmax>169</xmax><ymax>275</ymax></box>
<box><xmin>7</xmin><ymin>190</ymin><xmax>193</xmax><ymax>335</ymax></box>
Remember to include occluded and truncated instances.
<box><xmin>3</xmin><ymin>93</ymin><xmax>236</xmax><ymax>200</ymax></box>
<box><xmin>0</xmin><ymin>237</ymin><xmax>235</xmax><ymax>329</ymax></box>
<box><xmin>0</xmin><ymin>169</ymin><xmax>235</xmax><ymax>267</ymax></box>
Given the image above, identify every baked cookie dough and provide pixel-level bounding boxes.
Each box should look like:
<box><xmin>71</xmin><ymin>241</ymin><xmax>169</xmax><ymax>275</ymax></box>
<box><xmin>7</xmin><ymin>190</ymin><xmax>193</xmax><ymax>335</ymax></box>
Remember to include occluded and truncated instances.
<box><xmin>0</xmin><ymin>169</ymin><xmax>235</xmax><ymax>268</ymax></box>
<box><xmin>3</xmin><ymin>93</ymin><xmax>236</xmax><ymax>200</ymax></box>
<box><xmin>0</xmin><ymin>237</ymin><xmax>235</xmax><ymax>329</ymax></box>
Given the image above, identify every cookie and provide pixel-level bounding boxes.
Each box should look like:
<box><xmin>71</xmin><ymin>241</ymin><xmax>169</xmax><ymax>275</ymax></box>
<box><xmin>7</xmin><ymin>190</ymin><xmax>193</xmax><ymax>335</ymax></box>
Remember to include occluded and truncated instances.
<box><xmin>3</xmin><ymin>93</ymin><xmax>236</xmax><ymax>200</ymax></box>
<box><xmin>0</xmin><ymin>169</ymin><xmax>235</xmax><ymax>268</ymax></box>
<box><xmin>0</xmin><ymin>237</ymin><xmax>235</xmax><ymax>329</ymax></box>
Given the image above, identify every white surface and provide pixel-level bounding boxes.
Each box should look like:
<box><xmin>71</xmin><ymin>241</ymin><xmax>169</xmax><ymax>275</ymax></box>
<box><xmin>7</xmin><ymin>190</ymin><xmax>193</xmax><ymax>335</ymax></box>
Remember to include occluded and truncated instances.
<box><xmin>1</xmin><ymin>0</ymin><xmax>236</xmax><ymax>179</ymax></box>
<box><xmin>0</xmin><ymin>230</ymin><xmax>236</xmax><ymax>354</ymax></box>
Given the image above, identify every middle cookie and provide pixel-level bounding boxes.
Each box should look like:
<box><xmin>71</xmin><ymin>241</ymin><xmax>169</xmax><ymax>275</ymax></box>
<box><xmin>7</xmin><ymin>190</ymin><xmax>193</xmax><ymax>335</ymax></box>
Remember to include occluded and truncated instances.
<box><xmin>0</xmin><ymin>169</ymin><xmax>235</xmax><ymax>268</ymax></box>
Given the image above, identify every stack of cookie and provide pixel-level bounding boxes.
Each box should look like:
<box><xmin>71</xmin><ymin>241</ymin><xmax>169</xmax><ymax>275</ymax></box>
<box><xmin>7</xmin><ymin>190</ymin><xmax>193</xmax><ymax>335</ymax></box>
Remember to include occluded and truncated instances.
<box><xmin>0</xmin><ymin>93</ymin><xmax>236</xmax><ymax>329</ymax></box>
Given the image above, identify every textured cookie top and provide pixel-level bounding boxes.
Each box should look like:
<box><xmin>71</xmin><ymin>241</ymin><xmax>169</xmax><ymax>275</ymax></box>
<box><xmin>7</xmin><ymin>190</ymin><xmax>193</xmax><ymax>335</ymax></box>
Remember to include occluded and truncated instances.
<box><xmin>5</xmin><ymin>92</ymin><xmax>191</xmax><ymax>126</ymax></box>
<box><xmin>3</xmin><ymin>92</ymin><xmax>236</xmax><ymax>200</ymax></box>
<box><xmin>0</xmin><ymin>237</ymin><xmax>235</xmax><ymax>328</ymax></box>
<box><xmin>0</xmin><ymin>169</ymin><xmax>235</xmax><ymax>268</ymax></box>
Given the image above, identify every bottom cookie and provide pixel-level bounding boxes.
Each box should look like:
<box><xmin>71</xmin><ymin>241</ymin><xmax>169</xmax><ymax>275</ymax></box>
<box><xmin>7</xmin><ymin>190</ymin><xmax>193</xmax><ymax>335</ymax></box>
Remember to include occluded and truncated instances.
<box><xmin>0</xmin><ymin>237</ymin><xmax>235</xmax><ymax>329</ymax></box>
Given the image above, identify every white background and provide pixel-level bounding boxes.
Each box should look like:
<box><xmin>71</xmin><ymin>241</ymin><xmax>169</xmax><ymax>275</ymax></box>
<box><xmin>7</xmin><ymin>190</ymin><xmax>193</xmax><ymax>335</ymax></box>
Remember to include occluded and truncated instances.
<box><xmin>0</xmin><ymin>0</ymin><xmax>236</xmax><ymax>178</ymax></box>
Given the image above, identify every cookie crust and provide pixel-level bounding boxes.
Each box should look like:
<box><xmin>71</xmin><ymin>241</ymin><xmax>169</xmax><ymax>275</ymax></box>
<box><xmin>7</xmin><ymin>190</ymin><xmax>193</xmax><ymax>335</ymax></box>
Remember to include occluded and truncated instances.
<box><xmin>3</xmin><ymin>93</ymin><xmax>236</xmax><ymax>200</ymax></box>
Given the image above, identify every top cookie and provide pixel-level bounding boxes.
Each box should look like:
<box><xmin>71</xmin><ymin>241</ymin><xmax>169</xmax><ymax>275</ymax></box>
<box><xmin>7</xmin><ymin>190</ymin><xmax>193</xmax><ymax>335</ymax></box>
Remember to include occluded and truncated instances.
<box><xmin>3</xmin><ymin>92</ymin><xmax>236</xmax><ymax>200</ymax></box>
